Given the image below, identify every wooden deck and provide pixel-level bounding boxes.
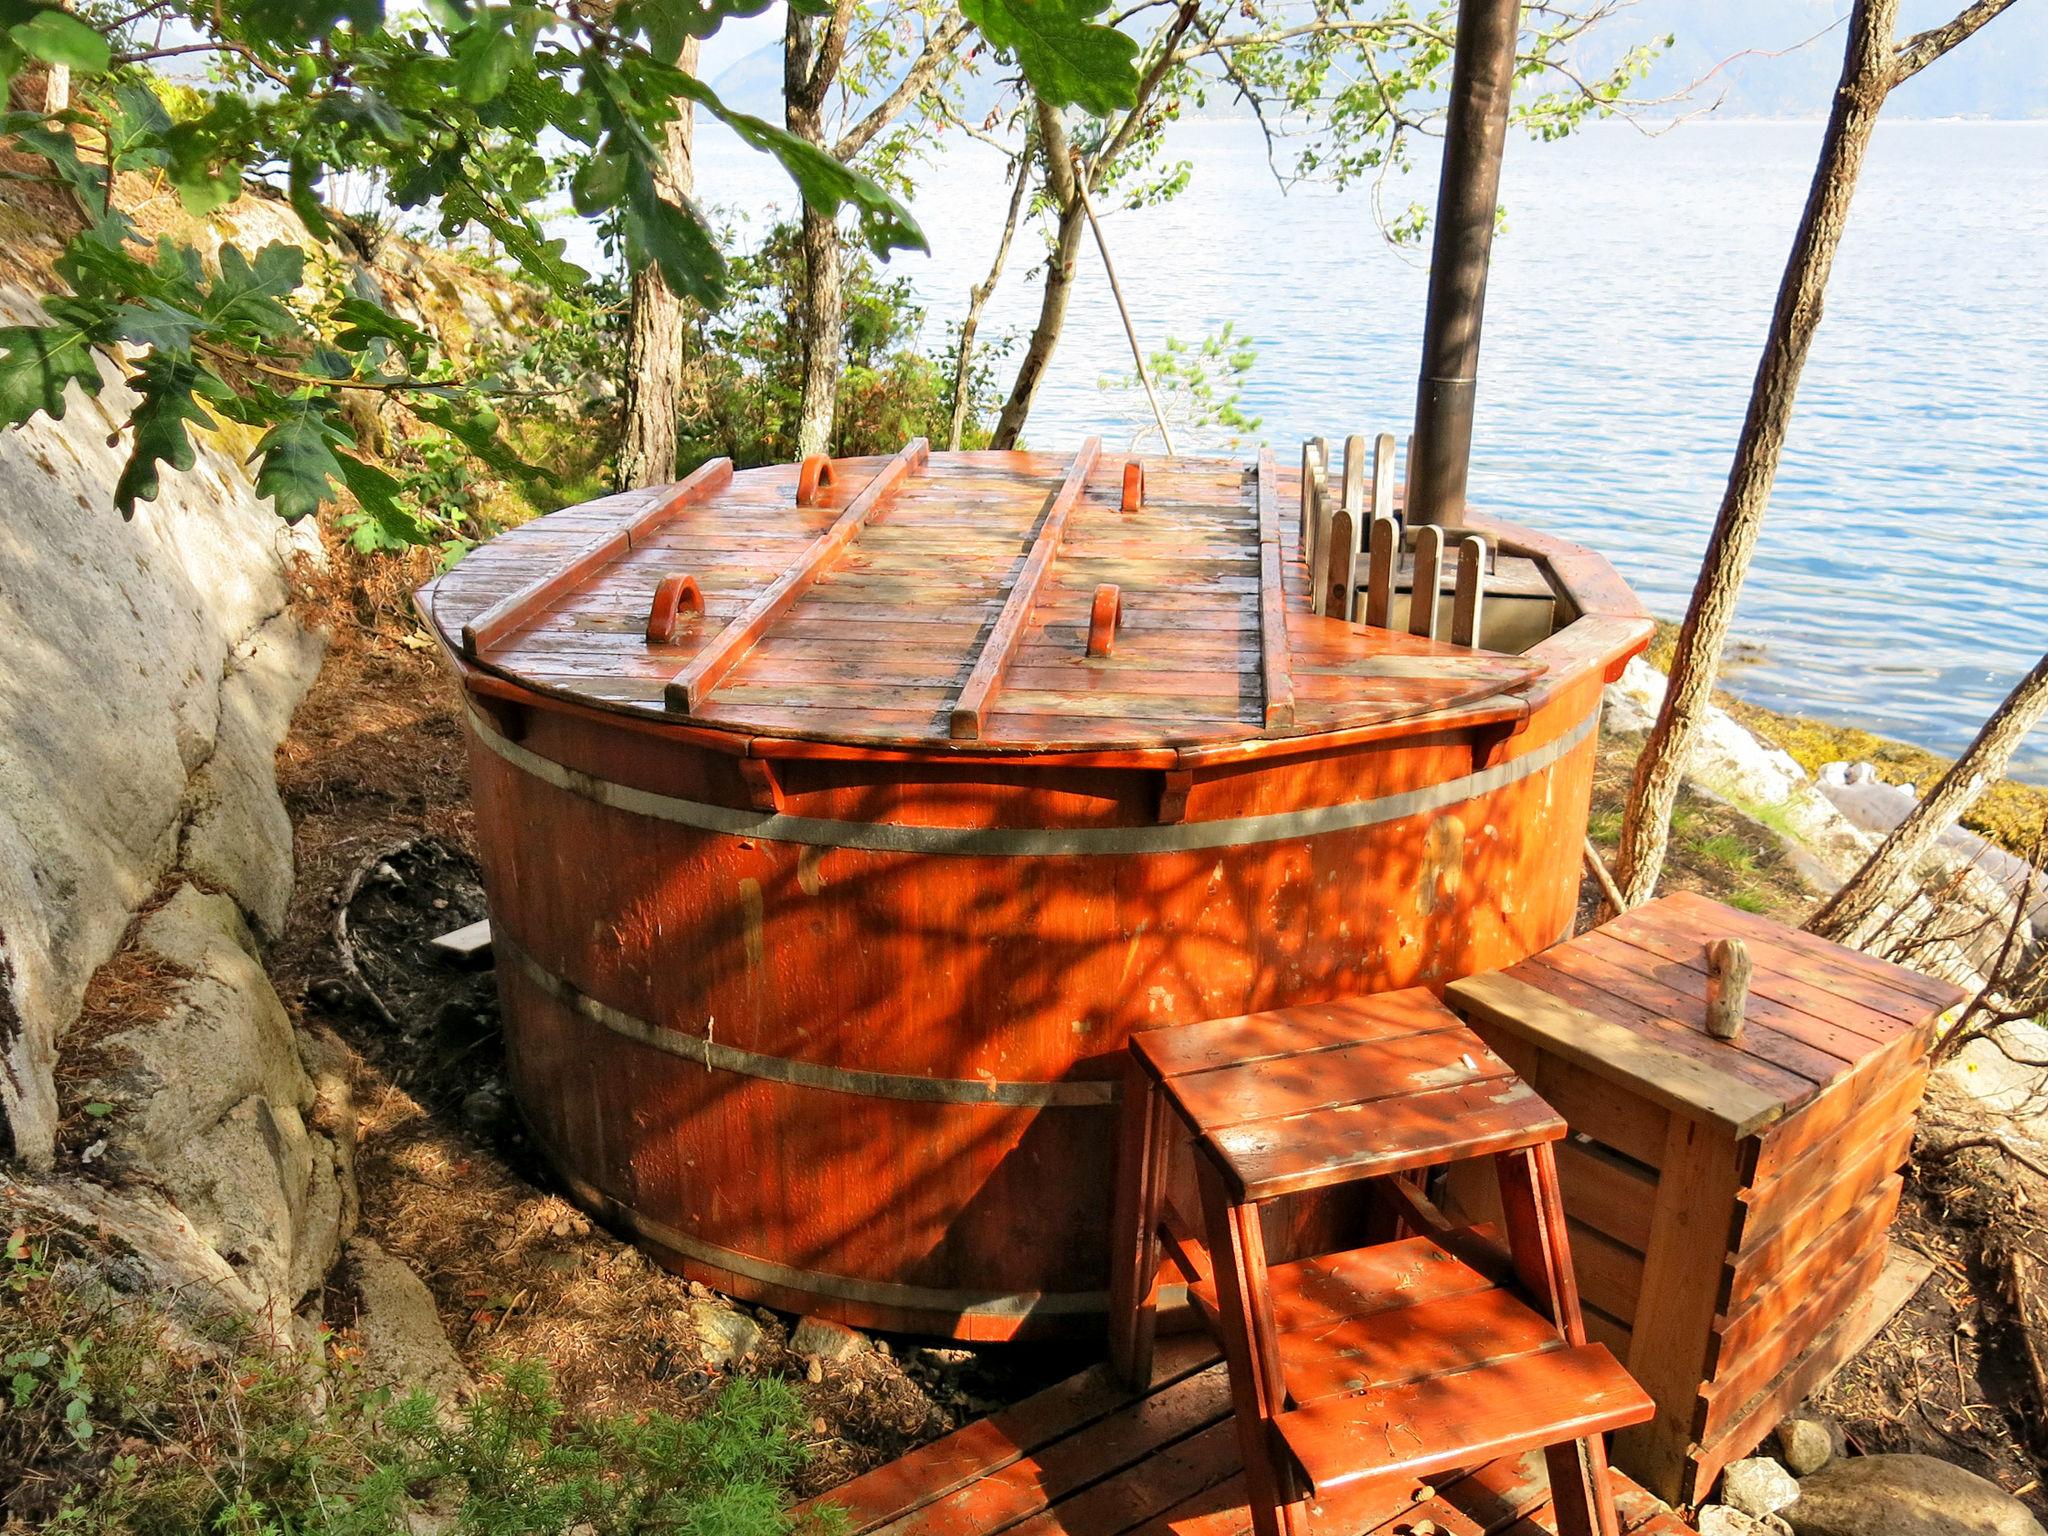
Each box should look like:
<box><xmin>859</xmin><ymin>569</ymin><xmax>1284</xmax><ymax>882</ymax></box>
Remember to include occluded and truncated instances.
<box><xmin>796</xmin><ymin>1335</ymin><xmax>1694</xmax><ymax>1536</ymax></box>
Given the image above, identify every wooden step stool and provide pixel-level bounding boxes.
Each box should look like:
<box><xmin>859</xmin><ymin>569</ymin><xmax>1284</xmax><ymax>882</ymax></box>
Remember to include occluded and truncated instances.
<box><xmin>1108</xmin><ymin>988</ymin><xmax>1656</xmax><ymax>1536</ymax></box>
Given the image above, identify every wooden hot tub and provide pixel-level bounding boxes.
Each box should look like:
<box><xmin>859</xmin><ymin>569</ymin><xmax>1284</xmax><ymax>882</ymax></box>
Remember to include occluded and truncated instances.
<box><xmin>417</xmin><ymin>437</ymin><xmax>1649</xmax><ymax>1340</ymax></box>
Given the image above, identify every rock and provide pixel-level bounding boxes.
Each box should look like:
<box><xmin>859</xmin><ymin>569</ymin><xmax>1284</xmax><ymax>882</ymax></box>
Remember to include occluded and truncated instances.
<box><xmin>1784</xmin><ymin>1454</ymin><xmax>2046</xmax><ymax>1536</ymax></box>
<box><xmin>460</xmin><ymin>1085</ymin><xmax>509</xmax><ymax>1138</ymax></box>
<box><xmin>1721</xmin><ymin>1457</ymin><xmax>1801</xmax><ymax>1518</ymax></box>
<box><xmin>76</xmin><ymin>885</ymin><xmax>353</xmax><ymax>1314</ymax></box>
<box><xmin>792</xmin><ymin>1315</ymin><xmax>869</xmax><ymax>1363</ymax></box>
<box><xmin>1775</xmin><ymin>1414</ymin><xmax>1838</xmax><ymax>1477</ymax></box>
<box><xmin>689</xmin><ymin>1296</ymin><xmax>763</xmax><ymax>1368</ymax></box>
<box><xmin>805</xmin><ymin>1356</ymin><xmax>824</xmax><ymax>1385</ymax></box>
<box><xmin>348</xmin><ymin>1238</ymin><xmax>473</xmax><ymax>1409</ymax></box>
<box><xmin>1</xmin><ymin>1169</ymin><xmax>273</xmax><ymax>1344</ymax></box>
<box><xmin>177</xmin><ymin>614</ymin><xmax>325</xmax><ymax>941</ymax></box>
<box><xmin>1699</xmin><ymin>1506</ymin><xmax>1793</xmax><ymax>1536</ymax></box>
<box><xmin>0</xmin><ymin>285</ymin><xmax>323</xmax><ymax>1168</ymax></box>
<box><xmin>1604</xmin><ymin>659</ymin><xmax>1876</xmax><ymax>893</ymax></box>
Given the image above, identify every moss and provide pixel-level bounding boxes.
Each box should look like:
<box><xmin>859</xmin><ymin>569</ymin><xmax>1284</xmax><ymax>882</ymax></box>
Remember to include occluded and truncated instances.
<box><xmin>1640</xmin><ymin>621</ymin><xmax>2047</xmax><ymax>860</ymax></box>
<box><xmin>1723</xmin><ymin>697</ymin><xmax>2048</xmax><ymax>859</ymax></box>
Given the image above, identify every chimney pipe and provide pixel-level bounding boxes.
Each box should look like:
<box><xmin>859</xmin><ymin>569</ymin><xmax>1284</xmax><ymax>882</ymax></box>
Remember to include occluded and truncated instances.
<box><xmin>1407</xmin><ymin>0</ymin><xmax>1520</xmax><ymax>529</ymax></box>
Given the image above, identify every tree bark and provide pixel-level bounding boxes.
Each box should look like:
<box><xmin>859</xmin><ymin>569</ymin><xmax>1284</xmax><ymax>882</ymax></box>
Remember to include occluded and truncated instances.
<box><xmin>1807</xmin><ymin>650</ymin><xmax>2048</xmax><ymax>945</ymax></box>
<box><xmin>1614</xmin><ymin>0</ymin><xmax>2022</xmax><ymax>909</ymax></box>
<box><xmin>991</xmin><ymin>98</ymin><xmax>1085</xmax><ymax>450</ymax></box>
<box><xmin>1614</xmin><ymin>0</ymin><xmax>1897</xmax><ymax>907</ymax></box>
<box><xmin>952</xmin><ymin>139</ymin><xmax>1031</xmax><ymax>449</ymax></box>
<box><xmin>787</xmin><ymin>2</ymin><xmax>854</xmax><ymax>460</ymax></box>
<box><xmin>615</xmin><ymin>36</ymin><xmax>702</xmax><ymax>491</ymax></box>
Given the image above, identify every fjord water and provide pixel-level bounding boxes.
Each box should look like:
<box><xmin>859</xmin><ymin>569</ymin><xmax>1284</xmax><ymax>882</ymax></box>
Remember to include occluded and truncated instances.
<box><xmin>696</xmin><ymin>119</ymin><xmax>2048</xmax><ymax>777</ymax></box>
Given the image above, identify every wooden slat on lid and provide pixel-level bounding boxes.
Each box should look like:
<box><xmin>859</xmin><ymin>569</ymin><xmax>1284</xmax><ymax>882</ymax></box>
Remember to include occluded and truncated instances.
<box><xmin>1253</xmin><ymin>447</ymin><xmax>1295</xmax><ymax>729</ymax></box>
<box><xmin>665</xmin><ymin>439</ymin><xmax>928</xmax><ymax>714</ymax></box>
<box><xmin>461</xmin><ymin>457</ymin><xmax>733</xmax><ymax>658</ymax></box>
<box><xmin>951</xmin><ymin>438</ymin><xmax>1102</xmax><ymax>740</ymax></box>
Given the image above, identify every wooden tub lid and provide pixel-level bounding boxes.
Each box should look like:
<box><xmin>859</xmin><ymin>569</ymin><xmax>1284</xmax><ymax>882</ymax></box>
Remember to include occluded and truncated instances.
<box><xmin>418</xmin><ymin>440</ymin><xmax>1553</xmax><ymax>755</ymax></box>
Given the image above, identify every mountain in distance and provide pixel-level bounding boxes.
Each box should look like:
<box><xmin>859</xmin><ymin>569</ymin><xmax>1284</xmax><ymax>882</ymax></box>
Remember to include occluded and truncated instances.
<box><xmin>710</xmin><ymin>3</ymin><xmax>2048</xmax><ymax>126</ymax></box>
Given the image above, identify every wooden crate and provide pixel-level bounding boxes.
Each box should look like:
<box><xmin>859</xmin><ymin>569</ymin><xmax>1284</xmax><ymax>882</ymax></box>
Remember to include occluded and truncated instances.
<box><xmin>1440</xmin><ymin>890</ymin><xmax>1965</xmax><ymax>1507</ymax></box>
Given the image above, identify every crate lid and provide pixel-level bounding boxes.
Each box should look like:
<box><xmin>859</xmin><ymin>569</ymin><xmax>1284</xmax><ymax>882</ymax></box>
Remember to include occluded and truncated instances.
<box><xmin>1446</xmin><ymin>891</ymin><xmax>1968</xmax><ymax>1138</ymax></box>
<box><xmin>417</xmin><ymin>440</ymin><xmax>1579</xmax><ymax>757</ymax></box>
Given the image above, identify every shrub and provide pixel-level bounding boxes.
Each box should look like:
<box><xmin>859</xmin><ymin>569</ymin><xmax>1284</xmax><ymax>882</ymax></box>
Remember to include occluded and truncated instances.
<box><xmin>0</xmin><ymin>1228</ymin><xmax>831</xmax><ymax>1536</ymax></box>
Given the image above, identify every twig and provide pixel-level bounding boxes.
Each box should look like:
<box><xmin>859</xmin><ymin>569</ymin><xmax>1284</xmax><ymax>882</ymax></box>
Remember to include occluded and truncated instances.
<box><xmin>1582</xmin><ymin>836</ymin><xmax>1629</xmax><ymax>921</ymax></box>
<box><xmin>1922</xmin><ymin>1133</ymin><xmax>2048</xmax><ymax>1186</ymax></box>
<box><xmin>1068</xmin><ymin>154</ymin><xmax>1175</xmax><ymax>455</ymax></box>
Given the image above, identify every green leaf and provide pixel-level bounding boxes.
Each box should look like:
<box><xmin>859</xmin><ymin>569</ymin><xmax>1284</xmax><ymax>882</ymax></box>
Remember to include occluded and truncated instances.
<box><xmin>330</xmin><ymin>297</ymin><xmax>432</xmax><ymax>362</ymax></box>
<box><xmin>0</xmin><ymin>321</ymin><xmax>101</xmax><ymax>423</ymax></box>
<box><xmin>414</xmin><ymin>397</ymin><xmax>541</xmax><ymax>484</ymax></box>
<box><xmin>959</xmin><ymin>0</ymin><xmax>1138</xmax><ymax>114</ymax></box>
<box><xmin>621</xmin><ymin>161</ymin><xmax>723</xmax><ymax>306</ymax></box>
<box><xmin>9</xmin><ymin>9</ymin><xmax>110</xmax><ymax>74</ymax></box>
<box><xmin>82</xmin><ymin>1101</ymin><xmax>113</xmax><ymax>1118</ymax></box>
<box><xmin>203</xmin><ymin>243</ymin><xmax>302</xmax><ymax>337</ymax></box>
<box><xmin>569</xmin><ymin>150</ymin><xmax>628</xmax><ymax>217</ymax></box>
<box><xmin>338</xmin><ymin>451</ymin><xmax>430</xmax><ymax>545</ymax></box>
<box><xmin>252</xmin><ymin>396</ymin><xmax>350</xmax><ymax>522</ymax></box>
<box><xmin>450</xmin><ymin>13</ymin><xmax>523</xmax><ymax>104</ymax></box>
<box><xmin>287</xmin><ymin>148</ymin><xmax>332</xmax><ymax>241</ymax></box>
<box><xmin>666</xmin><ymin>74</ymin><xmax>927</xmax><ymax>259</ymax></box>
<box><xmin>114</xmin><ymin>353</ymin><xmax>223</xmax><ymax>516</ymax></box>
<box><xmin>108</xmin><ymin>299</ymin><xmax>204</xmax><ymax>353</ymax></box>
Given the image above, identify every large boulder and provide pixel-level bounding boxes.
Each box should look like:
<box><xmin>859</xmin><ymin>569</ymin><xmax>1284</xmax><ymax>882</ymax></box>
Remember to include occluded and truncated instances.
<box><xmin>1784</xmin><ymin>1455</ymin><xmax>2045</xmax><ymax>1536</ymax></box>
<box><xmin>0</xmin><ymin>280</ymin><xmax>322</xmax><ymax>1168</ymax></box>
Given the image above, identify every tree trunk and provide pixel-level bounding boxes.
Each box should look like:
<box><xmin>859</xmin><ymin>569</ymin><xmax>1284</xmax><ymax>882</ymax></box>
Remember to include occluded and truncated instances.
<box><xmin>951</xmin><ymin>142</ymin><xmax>1032</xmax><ymax>450</ymax></box>
<box><xmin>992</xmin><ymin>98</ymin><xmax>1084</xmax><ymax>450</ymax></box>
<box><xmin>1615</xmin><ymin>0</ymin><xmax>1898</xmax><ymax>907</ymax></box>
<box><xmin>786</xmin><ymin>6</ymin><xmax>851</xmax><ymax>460</ymax></box>
<box><xmin>1807</xmin><ymin>650</ymin><xmax>2048</xmax><ymax>945</ymax></box>
<box><xmin>793</xmin><ymin>202</ymin><xmax>842</xmax><ymax>457</ymax></box>
<box><xmin>615</xmin><ymin>36</ymin><xmax>702</xmax><ymax>491</ymax></box>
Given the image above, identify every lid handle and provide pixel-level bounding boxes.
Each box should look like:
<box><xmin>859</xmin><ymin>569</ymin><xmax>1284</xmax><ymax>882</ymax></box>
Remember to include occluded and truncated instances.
<box><xmin>1087</xmin><ymin>583</ymin><xmax>1122</xmax><ymax>658</ymax></box>
<box><xmin>1705</xmin><ymin>937</ymin><xmax>1751</xmax><ymax>1043</ymax></box>
<box><xmin>1121</xmin><ymin>460</ymin><xmax>1144</xmax><ymax>513</ymax></box>
<box><xmin>646</xmin><ymin>573</ymin><xmax>704</xmax><ymax>644</ymax></box>
<box><xmin>797</xmin><ymin>454</ymin><xmax>836</xmax><ymax>507</ymax></box>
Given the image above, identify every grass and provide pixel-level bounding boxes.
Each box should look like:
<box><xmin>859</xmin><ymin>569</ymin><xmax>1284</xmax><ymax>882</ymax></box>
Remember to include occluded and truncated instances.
<box><xmin>0</xmin><ymin>1229</ymin><xmax>836</xmax><ymax>1536</ymax></box>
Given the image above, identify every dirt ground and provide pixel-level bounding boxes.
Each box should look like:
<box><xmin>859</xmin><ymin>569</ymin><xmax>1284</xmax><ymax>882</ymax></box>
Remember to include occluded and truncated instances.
<box><xmin>262</xmin><ymin>563</ymin><xmax>2047</xmax><ymax>1514</ymax></box>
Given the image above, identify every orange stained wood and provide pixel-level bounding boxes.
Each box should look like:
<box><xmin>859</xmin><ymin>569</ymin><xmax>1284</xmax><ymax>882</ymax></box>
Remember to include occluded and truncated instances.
<box><xmin>798</xmin><ymin>1340</ymin><xmax>1690</xmax><ymax>1536</ymax></box>
<box><xmin>1135</xmin><ymin>987</ymin><xmax>1566</xmax><ymax>1202</ymax></box>
<box><xmin>409</xmin><ymin>447</ymin><xmax>1657</xmax><ymax>757</ymax></box>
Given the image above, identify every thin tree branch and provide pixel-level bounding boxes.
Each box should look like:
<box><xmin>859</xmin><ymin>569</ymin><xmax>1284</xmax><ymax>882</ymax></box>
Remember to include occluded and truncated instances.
<box><xmin>833</xmin><ymin>12</ymin><xmax>972</xmax><ymax>162</ymax></box>
<box><xmin>1895</xmin><ymin>0</ymin><xmax>2027</xmax><ymax>81</ymax></box>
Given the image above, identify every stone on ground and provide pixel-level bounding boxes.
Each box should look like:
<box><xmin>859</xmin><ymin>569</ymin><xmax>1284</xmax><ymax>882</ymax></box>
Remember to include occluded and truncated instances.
<box><xmin>1774</xmin><ymin>1414</ymin><xmax>1839</xmax><ymax>1477</ymax></box>
<box><xmin>1698</xmin><ymin>1506</ymin><xmax>1793</xmax><ymax>1536</ymax></box>
<box><xmin>791</xmin><ymin>1314</ymin><xmax>868</xmax><ymax>1363</ymax></box>
<box><xmin>1721</xmin><ymin>1456</ymin><xmax>1802</xmax><ymax>1518</ymax></box>
<box><xmin>1784</xmin><ymin>1454</ymin><xmax>2046</xmax><ymax>1536</ymax></box>
<box><xmin>348</xmin><ymin>1237</ymin><xmax>473</xmax><ymax>1408</ymax></box>
<box><xmin>689</xmin><ymin>1295</ymin><xmax>762</xmax><ymax>1367</ymax></box>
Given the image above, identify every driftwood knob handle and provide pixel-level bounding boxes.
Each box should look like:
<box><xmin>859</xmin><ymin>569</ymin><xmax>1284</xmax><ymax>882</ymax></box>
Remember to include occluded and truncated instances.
<box><xmin>796</xmin><ymin>453</ymin><xmax>836</xmax><ymax>506</ymax></box>
<box><xmin>1705</xmin><ymin>937</ymin><xmax>1752</xmax><ymax>1043</ymax></box>
<box><xmin>645</xmin><ymin>573</ymin><xmax>704</xmax><ymax>644</ymax></box>
<box><xmin>1087</xmin><ymin>583</ymin><xmax>1122</xmax><ymax>658</ymax></box>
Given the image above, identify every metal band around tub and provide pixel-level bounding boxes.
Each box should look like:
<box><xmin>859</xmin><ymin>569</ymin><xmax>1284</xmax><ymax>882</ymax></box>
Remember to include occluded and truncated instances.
<box><xmin>505</xmin><ymin>936</ymin><xmax>1115</xmax><ymax>1108</ymax></box>
<box><xmin>538</xmin><ymin>1131</ymin><xmax>1108</xmax><ymax>1321</ymax></box>
<box><xmin>464</xmin><ymin>707</ymin><xmax>1595</xmax><ymax>858</ymax></box>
